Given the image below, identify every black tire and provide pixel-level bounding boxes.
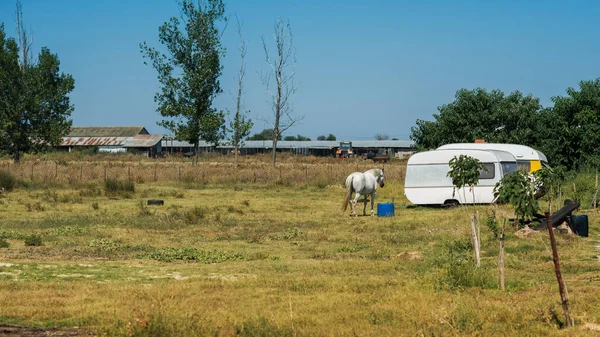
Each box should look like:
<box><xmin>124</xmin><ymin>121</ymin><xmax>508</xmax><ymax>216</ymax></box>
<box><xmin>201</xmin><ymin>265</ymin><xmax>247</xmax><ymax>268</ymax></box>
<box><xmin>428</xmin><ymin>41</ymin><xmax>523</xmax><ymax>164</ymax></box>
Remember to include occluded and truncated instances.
<box><xmin>147</xmin><ymin>199</ymin><xmax>164</xmax><ymax>206</ymax></box>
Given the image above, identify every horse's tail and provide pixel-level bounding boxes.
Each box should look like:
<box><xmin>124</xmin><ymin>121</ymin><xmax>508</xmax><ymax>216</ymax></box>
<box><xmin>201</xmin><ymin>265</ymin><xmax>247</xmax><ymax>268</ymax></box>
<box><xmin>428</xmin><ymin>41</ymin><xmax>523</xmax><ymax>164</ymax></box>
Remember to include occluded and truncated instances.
<box><xmin>342</xmin><ymin>175</ymin><xmax>353</xmax><ymax>212</ymax></box>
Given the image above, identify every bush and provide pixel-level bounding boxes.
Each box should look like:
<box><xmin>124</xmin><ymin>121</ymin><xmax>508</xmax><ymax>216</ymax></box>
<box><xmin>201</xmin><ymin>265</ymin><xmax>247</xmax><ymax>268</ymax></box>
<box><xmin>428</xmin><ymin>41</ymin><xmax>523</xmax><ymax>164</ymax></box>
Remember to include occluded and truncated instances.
<box><xmin>0</xmin><ymin>238</ymin><xmax>9</xmax><ymax>248</ymax></box>
<box><xmin>104</xmin><ymin>178</ymin><xmax>135</xmax><ymax>194</ymax></box>
<box><xmin>24</xmin><ymin>233</ymin><xmax>43</xmax><ymax>247</ymax></box>
<box><xmin>0</xmin><ymin>170</ymin><xmax>16</xmax><ymax>191</ymax></box>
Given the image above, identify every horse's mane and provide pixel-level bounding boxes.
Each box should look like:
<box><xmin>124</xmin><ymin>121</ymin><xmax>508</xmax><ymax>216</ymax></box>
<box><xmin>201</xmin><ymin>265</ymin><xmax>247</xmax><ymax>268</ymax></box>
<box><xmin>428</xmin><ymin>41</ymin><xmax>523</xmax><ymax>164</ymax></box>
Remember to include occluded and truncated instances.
<box><xmin>365</xmin><ymin>168</ymin><xmax>383</xmax><ymax>177</ymax></box>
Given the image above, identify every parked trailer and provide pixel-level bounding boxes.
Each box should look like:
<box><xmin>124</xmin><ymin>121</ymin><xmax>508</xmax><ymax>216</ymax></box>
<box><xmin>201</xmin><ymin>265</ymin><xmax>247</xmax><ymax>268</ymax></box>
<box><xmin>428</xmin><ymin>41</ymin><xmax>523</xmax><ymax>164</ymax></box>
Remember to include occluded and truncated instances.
<box><xmin>404</xmin><ymin>149</ymin><xmax>518</xmax><ymax>206</ymax></box>
<box><xmin>437</xmin><ymin>143</ymin><xmax>549</xmax><ymax>173</ymax></box>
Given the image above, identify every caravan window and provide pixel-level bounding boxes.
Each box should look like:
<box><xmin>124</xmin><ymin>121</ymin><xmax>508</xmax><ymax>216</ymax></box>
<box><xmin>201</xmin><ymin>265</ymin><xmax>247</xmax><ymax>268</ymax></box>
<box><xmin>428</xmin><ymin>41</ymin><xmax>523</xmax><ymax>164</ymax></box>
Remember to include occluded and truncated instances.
<box><xmin>501</xmin><ymin>162</ymin><xmax>518</xmax><ymax>175</ymax></box>
<box><xmin>405</xmin><ymin>164</ymin><xmax>453</xmax><ymax>187</ymax></box>
<box><xmin>517</xmin><ymin>160</ymin><xmax>530</xmax><ymax>172</ymax></box>
<box><xmin>479</xmin><ymin>163</ymin><xmax>495</xmax><ymax>179</ymax></box>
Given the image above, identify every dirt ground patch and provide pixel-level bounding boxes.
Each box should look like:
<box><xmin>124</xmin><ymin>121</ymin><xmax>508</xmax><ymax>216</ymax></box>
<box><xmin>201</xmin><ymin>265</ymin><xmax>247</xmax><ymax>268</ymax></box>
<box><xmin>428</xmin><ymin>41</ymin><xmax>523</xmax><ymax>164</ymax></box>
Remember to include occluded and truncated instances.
<box><xmin>0</xmin><ymin>325</ymin><xmax>92</xmax><ymax>337</ymax></box>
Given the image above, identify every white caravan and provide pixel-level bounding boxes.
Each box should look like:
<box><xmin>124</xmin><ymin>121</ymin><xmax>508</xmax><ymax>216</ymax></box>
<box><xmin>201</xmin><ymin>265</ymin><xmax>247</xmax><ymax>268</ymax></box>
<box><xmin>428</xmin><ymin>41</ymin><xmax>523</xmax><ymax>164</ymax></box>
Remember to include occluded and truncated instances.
<box><xmin>404</xmin><ymin>149</ymin><xmax>518</xmax><ymax>206</ymax></box>
<box><xmin>437</xmin><ymin>143</ymin><xmax>549</xmax><ymax>173</ymax></box>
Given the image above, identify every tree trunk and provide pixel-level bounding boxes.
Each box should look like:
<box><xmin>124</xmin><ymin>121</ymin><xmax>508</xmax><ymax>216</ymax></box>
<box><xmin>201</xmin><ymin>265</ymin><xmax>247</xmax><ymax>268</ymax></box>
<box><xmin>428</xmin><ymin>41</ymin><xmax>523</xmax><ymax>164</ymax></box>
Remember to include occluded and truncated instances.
<box><xmin>13</xmin><ymin>150</ymin><xmax>20</xmax><ymax>164</ymax></box>
<box><xmin>193</xmin><ymin>140</ymin><xmax>199</xmax><ymax>166</ymax></box>
<box><xmin>234</xmin><ymin>144</ymin><xmax>238</xmax><ymax>167</ymax></box>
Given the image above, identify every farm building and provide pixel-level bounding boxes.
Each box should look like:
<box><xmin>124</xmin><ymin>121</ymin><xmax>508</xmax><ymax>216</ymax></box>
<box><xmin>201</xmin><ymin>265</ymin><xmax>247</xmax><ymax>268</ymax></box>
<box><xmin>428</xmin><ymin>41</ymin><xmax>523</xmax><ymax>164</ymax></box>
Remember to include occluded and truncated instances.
<box><xmin>161</xmin><ymin>138</ymin><xmax>414</xmax><ymax>158</ymax></box>
<box><xmin>60</xmin><ymin>126</ymin><xmax>163</xmax><ymax>156</ymax></box>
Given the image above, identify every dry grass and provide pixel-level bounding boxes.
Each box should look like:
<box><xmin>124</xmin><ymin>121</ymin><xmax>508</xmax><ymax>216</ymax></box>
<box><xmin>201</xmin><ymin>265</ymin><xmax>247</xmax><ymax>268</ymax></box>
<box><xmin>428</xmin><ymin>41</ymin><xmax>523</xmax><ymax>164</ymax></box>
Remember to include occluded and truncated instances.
<box><xmin>0</xmin><ymin>156</ymin><xmax>598</xmax><ymax>336</ymax></box>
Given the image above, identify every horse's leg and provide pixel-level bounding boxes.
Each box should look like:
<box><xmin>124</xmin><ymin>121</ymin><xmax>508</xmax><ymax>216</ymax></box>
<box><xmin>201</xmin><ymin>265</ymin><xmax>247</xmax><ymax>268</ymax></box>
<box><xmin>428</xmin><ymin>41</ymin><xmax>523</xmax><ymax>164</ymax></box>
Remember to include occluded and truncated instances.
<box><xmin>370</xmin><ymin>191</ymin><xmax>376</xmax><ymax>216</ymax></box>
<box><xmin>351</xmin><ymin>193</ymin><xmax>360</xmax><ymax>216</ymax></box>
<box><xmin>363</xmin><ymin>194</ymin><xmax>368</xmax><ymax>216</ymax></box>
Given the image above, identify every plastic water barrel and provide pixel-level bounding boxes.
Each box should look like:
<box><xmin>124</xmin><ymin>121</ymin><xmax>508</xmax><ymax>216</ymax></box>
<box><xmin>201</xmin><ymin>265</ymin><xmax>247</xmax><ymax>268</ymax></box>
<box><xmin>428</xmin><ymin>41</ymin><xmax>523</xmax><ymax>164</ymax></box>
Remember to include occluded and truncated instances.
<box><xmin>377</xmin><ymin>203</ymin><xmax>394</xmax><ymax>217</ymax></box>
<box><xmin>569</xmin><ymin>214</ymin><xmax>589</xmax><ymax>237</ymax></box>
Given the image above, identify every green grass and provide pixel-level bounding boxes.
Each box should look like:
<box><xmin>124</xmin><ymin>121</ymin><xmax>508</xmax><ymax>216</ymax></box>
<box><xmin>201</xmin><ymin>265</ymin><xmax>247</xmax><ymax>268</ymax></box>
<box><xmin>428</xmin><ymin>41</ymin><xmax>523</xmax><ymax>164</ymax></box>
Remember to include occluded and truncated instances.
<box><xmin>0</xmin><ymin>169</ymin><xmax>598</xmax><ymax>336</ymax></box>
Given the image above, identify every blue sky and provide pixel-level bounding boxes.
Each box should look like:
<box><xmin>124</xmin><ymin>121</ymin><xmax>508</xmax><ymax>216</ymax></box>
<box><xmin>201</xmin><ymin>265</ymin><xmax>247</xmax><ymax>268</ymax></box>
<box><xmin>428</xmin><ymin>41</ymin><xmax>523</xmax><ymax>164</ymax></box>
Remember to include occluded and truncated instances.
<box><xmin>1</xmin><ymin>0</ymin><xmax>599</xmax><ymax>140</ymax></box>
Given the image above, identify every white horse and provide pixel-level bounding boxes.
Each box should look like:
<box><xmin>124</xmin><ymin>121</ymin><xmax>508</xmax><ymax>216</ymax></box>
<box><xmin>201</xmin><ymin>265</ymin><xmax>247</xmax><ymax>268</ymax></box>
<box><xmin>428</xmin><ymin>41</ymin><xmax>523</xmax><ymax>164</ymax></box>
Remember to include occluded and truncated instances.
<box><xmin>342</xmin><ymin>168</ymin><xmax>385</xmax><ymax>216</ymax></box>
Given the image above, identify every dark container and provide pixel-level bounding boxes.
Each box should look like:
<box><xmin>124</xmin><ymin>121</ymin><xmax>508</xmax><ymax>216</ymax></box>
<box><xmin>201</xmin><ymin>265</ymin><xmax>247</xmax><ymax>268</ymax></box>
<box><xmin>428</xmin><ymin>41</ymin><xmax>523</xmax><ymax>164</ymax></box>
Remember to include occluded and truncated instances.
<box><xmin>569</xmin><ymin>214</ymin><xmax>588</xmax><ymax>237</ymax></box>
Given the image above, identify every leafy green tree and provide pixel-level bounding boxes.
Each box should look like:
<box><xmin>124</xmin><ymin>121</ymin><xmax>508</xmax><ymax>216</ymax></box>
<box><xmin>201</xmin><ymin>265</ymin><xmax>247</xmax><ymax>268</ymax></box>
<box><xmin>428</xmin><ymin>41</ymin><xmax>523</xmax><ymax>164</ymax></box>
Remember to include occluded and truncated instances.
<box><xmin>284</xmin><ymin>134</ymin><xmax>310</xmax><ymax>141</ymax></box>
<box><xmin>317</xmin><ymin>135</ymin><xmax>326</xmax><ymax>141</ymax></box>
<box><xmin>539</xmin><ymin>79</ymin><xmax>600</xmax><ymax>170</ymax></box>
<box><xmin>494</xmin><ymin>171</ymin><xmax>539</xmax><ymax>224</ymax></box>
<box><xmin>326</xmin><ymin>134</ymin><xmax>336</xmax><ymax>141</ymax></box>
<box><xmin>447</xmin><ymin>155</ymin><xmax>486</xmax><ymax>203</ymax></box>
<box><xmin>248</xmin><ymin>129</ymin><xmax>281</xmax><ymax>141</ymax></box>
<box><xmin>0</xmin><ymin>19</ymin><xmax>74</xmax><ymax>163</ymax></box>
<box><xmin>141</xmin><ymin>0</ymin><xmax>227</xmax><ymax>166</ymax></box>
<box><xmin>410</xmin><ymin>88</ymin><xmax>541</xmax><ymax>151</ymax></box>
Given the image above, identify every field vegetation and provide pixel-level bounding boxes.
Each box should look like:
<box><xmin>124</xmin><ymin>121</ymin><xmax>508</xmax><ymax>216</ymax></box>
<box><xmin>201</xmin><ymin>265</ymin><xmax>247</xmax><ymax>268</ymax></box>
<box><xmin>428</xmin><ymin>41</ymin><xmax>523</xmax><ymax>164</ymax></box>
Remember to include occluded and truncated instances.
<box><xmin>0</xmin><ymin>154</ymin><xmax>599</xmax><ymax>336</ymax></box>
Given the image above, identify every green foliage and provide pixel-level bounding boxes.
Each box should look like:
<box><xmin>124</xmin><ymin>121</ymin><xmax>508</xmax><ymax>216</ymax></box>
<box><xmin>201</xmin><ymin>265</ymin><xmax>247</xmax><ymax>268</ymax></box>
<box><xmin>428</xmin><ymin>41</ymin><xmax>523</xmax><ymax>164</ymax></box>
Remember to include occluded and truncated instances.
<box><xmin>90</xmin><ymin>238</ymin><xmax>121</xmax><ymax>252</ymax></box>
<box><xmin>494</xmin><ymin>171</ymin><xmax>539</xmax><ymax>221</ymax></box>
<box><xmin>0</xmin><ymin>24</ymin><xmax>75</xmax><ymax>163</ymax></box>
<box><xmin>317</xmin><ymin>134</ymin><xmax>337</xmax><ymax>141</ymax></box>
<box><xmin>24</xmin><ymin>233</ymin><xmax>43</xmax><ymax>246</ymax></box>
<box><xmin>540</xmin><ymin>79</ymin><xmax>600</xmax><ymax>170</ymax></box>
<box><xmin>140</xmin><ymin>0</ymin><xmax>227</xmax><ymax>154</ymax></box>
<box><xmin>104</xmin><ymin>178</ymin><xmax>135</xmax><ymax>194</ymax></box>
<box><xmin>248</xmin><ymin>128</ymin><xmax>281</xmax><ymax>141</ymax></box>
<box><xmin>283</xmin><ymin>134</ymin><xmax>311</xmax><ymax>141</ymax></box>
<box><xmin>0</xmin><ymin>170</ymin><xmax>16</xmax><ymax>191</ymax></box>
<box><xmin>139</xmin><ymin>246</ymin><xmax>247</xmax><ymax>263</ymax></box>
<box><xmin>447</xmin><ymin>155</ymin><xmax>486</xmax><ymax>200</ymax></box>
<box><xmin>410</xmin><ymin>88</ymin><xmax>541</xmax><ymax>151</ymax></box>
<box><xmin>0</xmin><ymin>238</ymin><xmax>9</xmax><ymax>248</ymax></box>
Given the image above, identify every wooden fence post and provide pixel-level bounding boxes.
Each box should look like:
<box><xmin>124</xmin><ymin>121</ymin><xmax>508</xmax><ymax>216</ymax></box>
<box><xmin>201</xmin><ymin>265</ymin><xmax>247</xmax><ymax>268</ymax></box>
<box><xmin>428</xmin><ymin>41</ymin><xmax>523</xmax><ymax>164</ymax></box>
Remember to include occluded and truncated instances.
<box><xmin>154</xmin><ymin>164</ymin><xmax>158</xmax><ymax>182</ymax></box>
<box><xmin>128</xmin><ymin>166</ymin><xmax>131</xmax><ymax>182</ymax></box>
<box><xmin>470</xmin><ymin>216</ymin><xmax>481</xmax><ymax>267</ymax></box>
<box><xmin>545</xmin><ymin>211</ymin><xmax>574</xmax><ymax>327</ymax></box>
<box><xmin>499</xmin><ymin>219</ymin><xmax>506</xmax><ymax>291</ymax></box>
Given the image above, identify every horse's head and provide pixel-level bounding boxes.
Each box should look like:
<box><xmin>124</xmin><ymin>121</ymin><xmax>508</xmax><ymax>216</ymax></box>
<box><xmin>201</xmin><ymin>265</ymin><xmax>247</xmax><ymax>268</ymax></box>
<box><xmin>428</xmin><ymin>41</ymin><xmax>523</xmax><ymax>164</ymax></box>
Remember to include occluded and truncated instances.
<box><xmin>376</xmin><ymin>168</ymin><xmax>385</xmax><ymax>188</ymax></box>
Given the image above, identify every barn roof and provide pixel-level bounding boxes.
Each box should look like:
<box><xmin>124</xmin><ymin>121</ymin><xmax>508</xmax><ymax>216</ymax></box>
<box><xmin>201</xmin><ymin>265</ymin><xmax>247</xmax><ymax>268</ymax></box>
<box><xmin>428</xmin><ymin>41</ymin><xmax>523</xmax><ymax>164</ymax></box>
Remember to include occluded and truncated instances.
<box><xmin>67</xmin><ymin>126</ymin><xmax>148</xmax><ymax>138</ymax></box>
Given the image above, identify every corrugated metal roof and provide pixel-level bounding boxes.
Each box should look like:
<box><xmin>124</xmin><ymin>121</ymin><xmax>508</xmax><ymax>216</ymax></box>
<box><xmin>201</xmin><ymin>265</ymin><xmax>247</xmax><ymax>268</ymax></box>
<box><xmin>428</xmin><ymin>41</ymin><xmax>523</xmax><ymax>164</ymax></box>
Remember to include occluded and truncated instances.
<box><xmin>61</xmin><ymin>137</ymin><xmax>129</xmax><ymax>146</ymax></box>
<box><xmin>124</xmin><ymin>134</ymin><xmax>163</xmax><ymax>147</ymax></box>
<box><xmin>160</xmin><ymin>139</ymin><xmax>414</xmax><ymax>149</ymax></box>
<box><xmin>67</xmin><ymin>126</ymin><xmax>148</xmax><ymax>137</ymax></box>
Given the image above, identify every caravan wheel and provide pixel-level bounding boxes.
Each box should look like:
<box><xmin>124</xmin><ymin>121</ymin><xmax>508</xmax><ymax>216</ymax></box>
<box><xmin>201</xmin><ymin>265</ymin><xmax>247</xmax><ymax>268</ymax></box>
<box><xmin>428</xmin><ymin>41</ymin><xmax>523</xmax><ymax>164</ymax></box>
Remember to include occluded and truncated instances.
<box><xmin>442</xmin><ymin>199</ymin><xmax>460</xmax><ymax>209</ymax></box>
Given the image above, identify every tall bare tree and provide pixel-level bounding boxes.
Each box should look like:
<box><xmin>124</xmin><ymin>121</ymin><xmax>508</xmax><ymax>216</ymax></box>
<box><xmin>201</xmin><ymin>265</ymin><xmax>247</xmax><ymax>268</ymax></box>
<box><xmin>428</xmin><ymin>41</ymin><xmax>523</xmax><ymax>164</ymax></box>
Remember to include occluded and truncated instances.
<box><xmin>262</xmin><ymin>18</ymin><xmax>302</xmax><ymax>166</ymax></box>
<box><xmin>229</xmin><ymin>15</ymin><xmax>253</xmax><ymax>167</ymax></box>
<box><xmin>15</xmin><ymin>0</ymin><xmax>32</xmax><ymax>69</ymax></box>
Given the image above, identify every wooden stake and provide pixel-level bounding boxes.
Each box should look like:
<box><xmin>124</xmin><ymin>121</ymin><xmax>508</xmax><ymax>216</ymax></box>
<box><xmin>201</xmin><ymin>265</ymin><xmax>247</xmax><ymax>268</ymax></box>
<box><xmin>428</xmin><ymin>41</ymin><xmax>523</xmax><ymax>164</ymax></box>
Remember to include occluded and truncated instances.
<box><xmin>471</xmin><ymin>216</ymin><xmax>481</xmax><ymax>267</ymax></box>
<box><xmin>545</xmin><ymin>211</ymin><xmax>574</xmax><ymax>327</ymax></box>
<box><xmin>499</xmin><ymin>219</ymin><xmax>506</xmax><ymax>291</ymax></box>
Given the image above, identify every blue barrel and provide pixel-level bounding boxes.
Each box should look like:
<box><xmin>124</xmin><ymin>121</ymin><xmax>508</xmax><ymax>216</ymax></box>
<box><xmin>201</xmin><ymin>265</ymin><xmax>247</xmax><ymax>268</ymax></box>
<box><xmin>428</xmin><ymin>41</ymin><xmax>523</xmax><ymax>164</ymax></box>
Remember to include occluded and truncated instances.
<box><xmin>377</xmin><ymin>203</ymin><xmax>395</xmax><ymax>217</ymax></box>
<box><xmin>569</xmin><ymin>214</ymin><xmax>589</xmax><ymax>237</ymax></box>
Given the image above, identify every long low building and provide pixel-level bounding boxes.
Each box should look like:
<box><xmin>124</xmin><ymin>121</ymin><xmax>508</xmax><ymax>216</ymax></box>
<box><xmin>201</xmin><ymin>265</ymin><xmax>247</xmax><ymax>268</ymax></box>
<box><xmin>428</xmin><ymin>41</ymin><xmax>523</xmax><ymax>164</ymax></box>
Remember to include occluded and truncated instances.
<box><xmin>59</xmin><ymin>126</ymin><xmax>163</xmax><ymax>156</ymax></box>
<box><xmin>161</xmin><ymin>137</ymin><xmax>414</xmax><ymax>158</ymax></box>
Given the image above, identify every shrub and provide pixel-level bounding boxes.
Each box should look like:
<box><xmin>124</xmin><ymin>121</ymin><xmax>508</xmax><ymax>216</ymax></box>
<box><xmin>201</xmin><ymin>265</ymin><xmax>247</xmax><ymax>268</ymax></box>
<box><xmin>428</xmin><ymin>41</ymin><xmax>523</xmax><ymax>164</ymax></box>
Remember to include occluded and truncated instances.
<box><xmin>0</xmin><ymin>170</ymin><xmax>16</xmax><ymax>191</ymax></box>
<box><xmin>91</xmin><ymin>201</ymin><xmax>100</xmax><ymax>210</ymax></box>
<box><xmin>104</xmin><ymin>178</ymin><xmax>135</xmax><ymax>194</ymax></box>
<box><xmin>0</xmin><ymin>238</ymin><xmax>9</xmax><ymax>248</ymax></box>
<box><xmin>24</xmin><ymin>233</ymin><xmax>43</xmax><ymax>246</ymax></box>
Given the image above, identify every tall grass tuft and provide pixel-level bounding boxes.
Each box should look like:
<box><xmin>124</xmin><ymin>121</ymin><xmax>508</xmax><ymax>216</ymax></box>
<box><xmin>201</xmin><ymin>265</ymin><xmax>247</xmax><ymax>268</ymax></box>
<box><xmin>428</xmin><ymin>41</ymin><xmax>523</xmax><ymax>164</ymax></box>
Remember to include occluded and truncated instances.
<box><xmin>0</xmin><ymin>170</ymin><xmax>16</xmax><ymax>191</ymax></box>
<box><xmin>105</xmin><ymin>178</ymin><xmax>135</xmax><ymax>194</ymax></box>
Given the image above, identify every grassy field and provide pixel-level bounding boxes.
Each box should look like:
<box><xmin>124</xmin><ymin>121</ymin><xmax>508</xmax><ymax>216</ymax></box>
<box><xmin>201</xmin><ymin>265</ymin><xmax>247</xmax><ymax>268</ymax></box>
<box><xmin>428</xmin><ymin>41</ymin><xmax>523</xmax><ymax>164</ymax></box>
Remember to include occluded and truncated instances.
<box><xmin>0</xmin><ymin>157</ymin><xmax>599</xmax><ymax>336</ymax></box>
